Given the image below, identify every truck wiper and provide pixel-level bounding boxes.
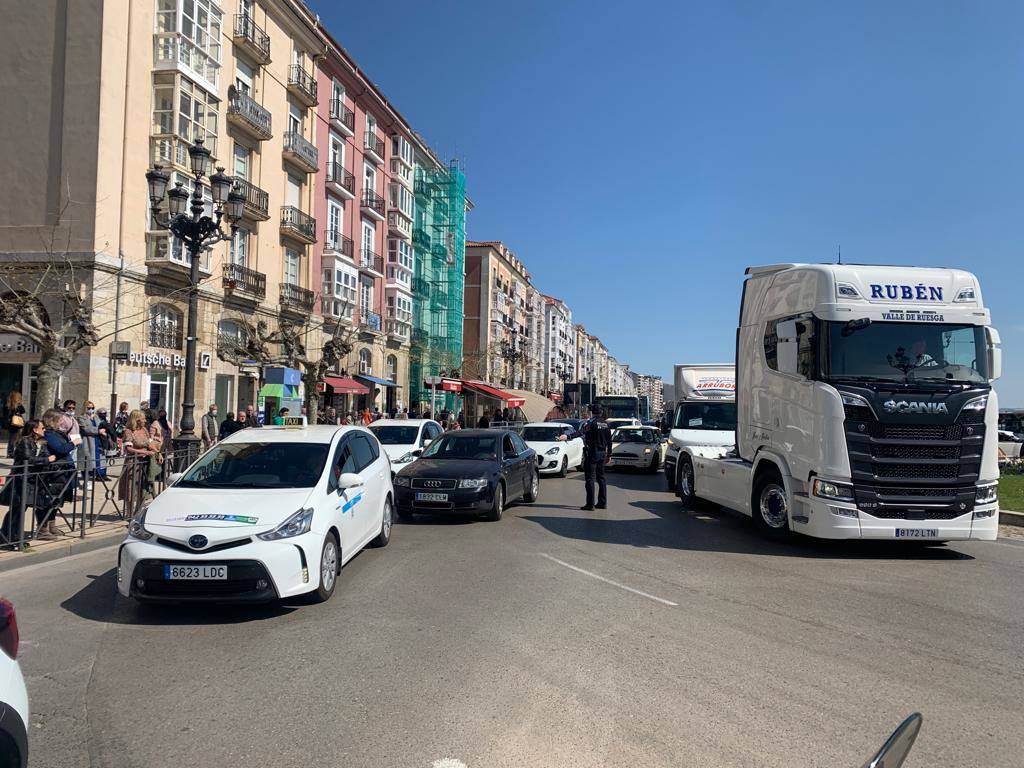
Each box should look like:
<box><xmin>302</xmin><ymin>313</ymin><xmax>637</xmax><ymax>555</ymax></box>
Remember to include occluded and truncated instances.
<box><xmin>829</xmin><ymin>375</ymin><xmax>899</xmax><ymax>384</ymax></box>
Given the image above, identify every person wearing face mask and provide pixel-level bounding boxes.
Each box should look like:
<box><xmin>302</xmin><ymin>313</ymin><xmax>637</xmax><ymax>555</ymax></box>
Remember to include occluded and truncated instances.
<box><xmin>201</xmin><ymin>403</ymin><xmax>219</xmax><ymax>451</ymax></box>
<box><xmin>76</xmin><ymin>400</ymin><xmax>107</xmax><ymax>486</ymax></box>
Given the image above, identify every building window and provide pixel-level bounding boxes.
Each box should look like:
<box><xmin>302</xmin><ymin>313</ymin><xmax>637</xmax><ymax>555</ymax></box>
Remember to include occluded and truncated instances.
<box><xmin>149</xmin><ymin>304</ymin><xmax>183</xmax><ymax>350</ymax></box>
<box><xmin>361</xmin><ymin>220</ymin><xmax>375</xmax><ymax>258</ymax></box>
<box><xmin>233</xmin><ymin>142</ymin><xmax>250</xmax><ymax>181</ymax></box>
<box><xmin>359</xmin><ymin>348</ymin><xmax>372</xmax><ymax>375</ymax></box>
<box><xmin>386</xmin><ymin>355</ymin><xmax>397</xmax><ymax>381</ymax></box>
<box><xmin>363</xmin><ymin>163</ymin><xmax>376</xmax><ymax>194</ymax></box>
<box><xmin>230</xmin><ymin>227</ymin><xmax>249</xmax><ymax>266</ymax></box>
<box><xmin>327</xmin><ymin>200</ymin><xmax>343</xmax><ymax>244</ymax></box>
<box><xmin>332</xmin><ymin>79</ymin><xmax>345</xmax><ymax>105</ymax></box>
<box><xmin>284</xmin><ymin>248</ymin><xmax>300</xmax><ymax>285</ymax></box>
<box><xmin>359</xmin><ymin>277</ymin><xmax>373</xmax><ymax>318</ymax></box>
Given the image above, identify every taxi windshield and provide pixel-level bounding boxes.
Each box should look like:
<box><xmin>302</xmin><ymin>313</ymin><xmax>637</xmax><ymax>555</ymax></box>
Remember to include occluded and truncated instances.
<box><xmin>370</xmin><ymin>425</ymin><xmax>420</xmax><ymax>445</ymax></box>
<box><xmin>178</xmin><ymin>442</ymin><xmax>330</xmax><ymax>489</ymax></box>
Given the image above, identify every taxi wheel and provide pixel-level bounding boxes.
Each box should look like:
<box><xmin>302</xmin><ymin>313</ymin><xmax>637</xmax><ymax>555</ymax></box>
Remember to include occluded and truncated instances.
<box><xmin>309</xmin><ymin>533</ymin><xmax>339</xmax><ymax>603</ymax></box>
<box><xmin>485</xmin><ymin>482</ymin><xmax>504</xmax><ymax>521</ymax></box>
<box><xmin>558</xmin><ymin>456</ymin><xmax>568</xmax><ymax>478</ymax></box>
<box><xmin>371</xmin><ymin>497</ymin><xmax>393</xmax><ymax>548</ymax></box>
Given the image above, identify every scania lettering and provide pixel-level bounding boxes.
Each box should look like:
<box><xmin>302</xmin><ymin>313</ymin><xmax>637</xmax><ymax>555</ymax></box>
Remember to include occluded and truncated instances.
<box><xmin>678</xmin><ymin>264</ymin><xmax>1002</xmax><ymax>541</ymax></box>
<box><xmin>664</xmin><ymin>364</ymin><xmax>737</xmax><ymax>494</ymax></box>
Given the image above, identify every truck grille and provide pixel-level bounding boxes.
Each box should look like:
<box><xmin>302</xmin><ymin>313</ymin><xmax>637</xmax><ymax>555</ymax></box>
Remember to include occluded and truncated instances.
<box><xmin>873</xmin><ymin>463</ymin><xmax>959</xmax><ymax>480</ymax></box>
<box><xmin>863</xmin><ymin>507</ymin><xmax>965</xmax><ymax>520</ymax></box>
<box><xmin>874</xmin><ymin>444</ymin><xmax>959</xmax><ymax>460</ymax></box>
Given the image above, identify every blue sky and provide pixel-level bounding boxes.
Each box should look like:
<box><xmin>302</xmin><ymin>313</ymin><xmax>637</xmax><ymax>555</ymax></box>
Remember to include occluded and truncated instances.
<box><xmin>309</xmin><ymin>0</ymin><xmax>1024</xmax><ymax>405</ymax></box>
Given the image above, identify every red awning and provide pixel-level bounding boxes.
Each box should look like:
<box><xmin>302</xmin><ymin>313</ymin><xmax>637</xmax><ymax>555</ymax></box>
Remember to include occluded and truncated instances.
<box><xmin>323</xmin><ymin>375</ymin><xmax>369</xmax><ymax>395</ymax></box>
<box><xmin>549</xmin><ymin>392</ymin><xmax>562</xmax><ymax>402</ymax></box>
<box><xmin>461</xmin><ymin>380</ymin><xmax>526</xmax><ymax>408</ymax></box>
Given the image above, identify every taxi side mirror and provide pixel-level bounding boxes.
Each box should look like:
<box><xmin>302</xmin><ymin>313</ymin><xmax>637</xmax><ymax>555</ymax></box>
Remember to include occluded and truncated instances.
<box><xmin>338</xmin><ymin>472</ymin><xmax>363</xmax><ymax>490</ymax></box>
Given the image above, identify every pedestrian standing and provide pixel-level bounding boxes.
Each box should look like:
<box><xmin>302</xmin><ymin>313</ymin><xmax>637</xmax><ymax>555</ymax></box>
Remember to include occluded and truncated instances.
<box><xmin>219</xmin><ymin>411</ymin><xmax>239</xmax><ymax>440</ymax></box>
<box><xmin>4</xmin><ymin>391</ymin><xmax>26</xmax><ymax>458</ymax></box>
<box><xmin>75</xmin><ymin>401</ymin><xmax>106</xmax><ymax>487</ymax></box>
<box><xmin>237</xmin><ymin>411</ymin><xmax>249</xmax><ymax>430</ymax></box>
<box><xmin>41</xmin><ymin>409</ymin><xmax>76</xmax><ymax>536</ymax></box>
<box><xmin>579</xmin><ymin>404</ymin><xmax>612</xmax><ymax>511</ymax></box>
<box><xmin>272</xmin><ymin>407</ymin><xmax>289</xmax><ymax>425</ymax></box>
<box><xmin>201</xmin><ymin>403</ymin><xmax>218</xmax><ymax>451</ymax></box>
<box><xmin>1</xmin><ymin>420</ymin><xmax>58</xmax><ymax>548</ymax></box>
<box><xmin>245</xmin><ymin>404</ymin><xmax>262</xmax><ymax>428</ymax></box>
<box><xmin>118</xmin><ymin>410</ymin><xmax>159</xmax><ymax>510</ymax></box>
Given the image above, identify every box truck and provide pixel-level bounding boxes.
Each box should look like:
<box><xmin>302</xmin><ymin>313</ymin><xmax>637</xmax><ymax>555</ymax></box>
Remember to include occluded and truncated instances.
<box><xmin>664</xmin><ymin>364</ymin><xmax>736</xmax><ymax>492</ymax></box>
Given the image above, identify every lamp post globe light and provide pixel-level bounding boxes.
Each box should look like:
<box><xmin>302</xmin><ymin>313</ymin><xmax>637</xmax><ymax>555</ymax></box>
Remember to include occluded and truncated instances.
<box><xmin>145</xmin><ymin>138</ymin><xmax>245</xmax><ymax>467</ymax></box>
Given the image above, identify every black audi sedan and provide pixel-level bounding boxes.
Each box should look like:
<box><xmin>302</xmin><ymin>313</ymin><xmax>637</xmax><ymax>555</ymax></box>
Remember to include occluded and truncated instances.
<box><xmin>393</xmin><ymin>429</ymin><xmax>538</xmax><ymax>521</ymax></box>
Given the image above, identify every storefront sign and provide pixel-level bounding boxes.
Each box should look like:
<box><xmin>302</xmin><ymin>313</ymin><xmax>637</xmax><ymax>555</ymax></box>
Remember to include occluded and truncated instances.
<box><xmin>124</xmin><ymin>349</ymin><xmax>212</xmax><ymax>369</ymax></box>
<box><xmin>0</xmin><ymin>334</ymin><xmax>42</xmax><ymax>363</ymax></box>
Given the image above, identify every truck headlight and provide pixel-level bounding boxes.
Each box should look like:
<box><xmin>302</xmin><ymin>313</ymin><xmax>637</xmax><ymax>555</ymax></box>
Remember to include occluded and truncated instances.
<box><xmin>975</xmin><ymin>484</ymin><xmax>997</xmax><ymax>504</ymax></box>
<box><xmin>458</xmin><ymin>478</ymin><xmax>489</xmax><ymax>489</ymax></box>
<box><xmin>812</xmin><ymin>478</ymin><xmax>855</xmax><ymax>503</ymax></box>
<box><xmin>257</xmin><ymin>508</ymin><xmax>314</xmax><ymax>541</ymax></box>
<box><xmin>961</xmin><ymin>395</ymin><xmax>988</xmax><ymax>412</ymax></box>
<box><xmin>393</xmin><ymin>475</ymin><xmax>411</xmax><ymax>487</ymax></box>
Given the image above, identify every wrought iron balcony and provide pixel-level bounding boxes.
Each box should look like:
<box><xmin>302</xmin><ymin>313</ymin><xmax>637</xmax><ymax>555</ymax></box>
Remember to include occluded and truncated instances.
<box><xmin>325</xmin><ymin>161</ymin><xmax>355</xmax><ymax>198</ymax></box>
<box><xmin>324</xmin><ymin>229</ymin><xmax>354</xmax><ymax>257</ymax></box>
<box><xmin>283</xmin><ymin>131</ymin><xmax>318</xmax><ymax>173</ymax></box>
<box><xmin>360</xmin><ymin>191</ymin><xmax>386</xmax><ymax>220</ymax></box>
<box><xmin>148</xmin><ymin>319</ymin><xmax>184</xmax><ymax>350</ymax></box>
<box><xmin>363</xmin><ymin>131</ymin><xmax>385</xmax><ymax>164</ymax></box>
<box><xmin>359</xmin><ymin>310</ymin><xmax>383</xmax><ymax>334</ymax></box>
<box><xmin>234</xmin><ymin>178</ymin><xmax>269</xmax><ymax>221</ymax></box>
<box><xmin>232</xmin><ymin>14</ymin><xmax>270</xmax><ymax>64</ymax></box>
<box><xmin>329</xmin><ymin>99</ymin><xmax>355</xmax><ymax>135</ymax></box>
<box><xmin>279</xmin><ymin>283</ymin><xmax>315</xmax><ymax>314</ymax></box>
<box><xmin>287</xmin><ymin>64</ymin><xmax>317</xmax><ymax>106</ymax></box>
<box><xmin>227</xmin><ymin>90</ymin><xmax>272</xmax><ymax>141</ymax></box>
<box><xmin>223</xmin><ymin>263</ymin><xmax>266</xmax><ymax>301</ymax></box>
<box><xmin>359</xmin><ymin>248</ymin><xmax>384</xmax><ymax>276</ymax></box>
<box><xmin>279</xmin><ymin>206</ymin><xmax>317</xmax><ymax>244</ymax></box>
<box><xmin>412</xmin><ymin>227</ymin><xmax>431</xmax><ymax>251</ymax></box>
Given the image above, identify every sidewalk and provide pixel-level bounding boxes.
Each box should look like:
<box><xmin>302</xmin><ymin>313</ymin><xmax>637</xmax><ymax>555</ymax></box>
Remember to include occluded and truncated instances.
<box><xmin>0</xmin><ymin>518</ymin><xmax>124</xmax><ymax>572</ymax></box>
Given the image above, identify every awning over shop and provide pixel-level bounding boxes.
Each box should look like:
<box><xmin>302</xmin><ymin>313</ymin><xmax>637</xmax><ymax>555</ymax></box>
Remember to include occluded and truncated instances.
<box><xmin>356</xmin><ymin>373</ymin><xmax>398</xmax><ymax>388</ymax></box>
<box><xmin>461</xmin><ymin>381</ymin><xmax>526</xmax><ymax>408</ymax></box>
<box><xmin>549</xmin><ymin>392</ymin><xmax>562</xmax><ymax>402</ymax></box>
<box><xmin>323</xmin><ymin>375</ymin><xmax>369</xmax><ymax>395</ymax></box>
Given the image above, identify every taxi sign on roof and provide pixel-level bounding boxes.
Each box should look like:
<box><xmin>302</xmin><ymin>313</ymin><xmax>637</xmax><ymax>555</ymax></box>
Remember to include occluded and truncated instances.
<box><xmin>282</xmin><ymin>416</ymin><xmax>307</xmax><ymax>428</ymax></box>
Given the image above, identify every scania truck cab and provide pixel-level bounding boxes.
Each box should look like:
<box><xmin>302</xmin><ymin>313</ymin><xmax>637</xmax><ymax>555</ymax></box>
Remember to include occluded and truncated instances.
<box><xmin>664</xmin><ymin>364</ymin><xmax>736</xmax><ymax>492</ymax></box>
<box><xmin>679</xmin><ymin>264</ymin><xmax>1002</xmax><ymax>541</ymax></box>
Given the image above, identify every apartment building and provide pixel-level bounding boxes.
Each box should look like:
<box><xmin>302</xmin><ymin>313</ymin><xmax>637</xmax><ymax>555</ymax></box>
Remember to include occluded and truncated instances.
<box><xmin>542</xmin><ymin>296</ymin><xmax>575</xmax><ymax>396</ymax></box>
<box><xmin>463</xmin><ymin>241</ymin><xmax>535</xmax><ymax>390</ymax></box>
<box><xmin>632</xmin><ymin>373</ymin><xmax>665</xmax><ymax>416</ymax></box>
<box><xmin>523</xmin><ymin>287</ymin><xmax>545</xmax><ymax>393</ymax></box>
<box><xmin>0</xmin><ymin>0</ymin><xmax>332</xmax><ymax>417</ymax></box>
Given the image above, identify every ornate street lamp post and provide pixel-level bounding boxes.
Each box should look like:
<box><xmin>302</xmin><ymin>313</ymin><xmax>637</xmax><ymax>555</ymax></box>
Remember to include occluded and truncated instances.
<box><xmin>145</xmin><ymin>139</ymin><xmax>245</xmax><ymax>466</ymax></box>
<box><xmin>499</xmin><ymin>329</ymin><xmax>526</xmax><ymax>389</ymax></box>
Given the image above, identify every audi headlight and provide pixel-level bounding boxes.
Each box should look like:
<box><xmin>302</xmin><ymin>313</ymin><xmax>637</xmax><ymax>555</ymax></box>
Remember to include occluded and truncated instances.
<box><xmin>393</xmin><ymin>475</ymin><xmax>411</xmax><ymax>487</ymax></box>
<box><xmin>975</xmin><ymin>483</ymin><xmax>997</xmax><ymax>504</ymax></box>
<box><xmin>545</xmin><ymin>447</ymin><xmax>561</xmax><ymax>456</ymax></box>
<box><xmin>961</xmin><ymin>395</ymin><xmax>988</xmax><ymax>413</ymax></box>
<box><xmin>128</xmin><ymin>515</ymin><xmax>153</xmax><ymax>541</ymax></box>
<box><xmin>812</xmin><ymin>478</ymin><xmax>855</xmax><ymax>503</ymax></box>
<box><xmin>257</xmin><ymin>507</ymin><xmax>314</xmax><ymax>541</ymax></box>
<box><xmin>458</xmin><ymin>478</ymin><xmax>489</xmax><ymax>489</ymax></box>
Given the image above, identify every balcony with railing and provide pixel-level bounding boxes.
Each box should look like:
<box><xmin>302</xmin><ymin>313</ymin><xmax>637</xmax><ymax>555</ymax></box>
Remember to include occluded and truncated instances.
<box><xmin>360</xmin><ymin>191</ymin><xmax>386</xmax><ymax>221</ymax></box>
<box><xmin>363</xmin><ymin>131</ymin><xmax>385</xmax><ymax>164</ymax></box>
<box><xmin>385</xmin><ymin>308</ymin><xmax>412</xmax><ymax>340</ymax></box>
<box><xmin>279</xmin><ymin>283</ymin><xmax>315</xmax><ymax>314</ymax></box>
<box><xmin>387</xmin><ymin>209</ymin><xmax>412</xmax><ymax>240</ymax></box>
<box><xmin>287</xmin><ymin>64</ymin><xmax>317</xmax><ymax>106</ymax></box>
<box><xmin>234</xmin><ymin>177</ymin><xmax>269</xmax><ymax>221</ymax></box>
<box><xmin>232</xmin><ymin>14</ymin><xmax>271</xmax><ymax>64</ymax></box>
<box><xmin>412</xmin><ymin>227</ymin><xmax>431</xmax><ymax>251</ymax></box>
<box><xmin>279</xmin><ymin>206</ymin><xmax>317</xmax><ymax>244</ymax></box>
<box><xmin>359</xmin><ymin>248</ymin><xmax>384</xmax><ymax>277</ymax></box>
<box><xmin>145</xmin><ymin>233</ymin><xmax>212</xmax><ymax>279</ymax></box>
<box><xmin>222</xmin><ymin>263</ymin><xmax>266</xmax><ymax>302</ymax></box>
<box><xmin>149</xmin><ymin>319</ymin><xmax>184</xmax><ymax>351</ymax></box>
<box><xmin>325</xmin><ymin>161</ymin><xmax>355</xmax><ymax>199</ymax></box>
<box><xmin>329</xmin><ymin>99</ymin><xmax>355</xmax><ymax>136</ymax></box>
<box><xmin>358</xmin><ymin>310</ymin><xmax>383</xmax><ymax>335</ymax></box>
<box><xmin>324</xmin><ymin>230</ymin><xmax>354</xmax><ymax>258</ymax></box>
<box><xmin>227</xmin><ymin>90</ymin><xmax>272</xmax><ymax>141</ymax></box>
<box><xmin>283</xmin><ymin>131</ymin><xmax>318</xmax><ymax>174</ymax></box>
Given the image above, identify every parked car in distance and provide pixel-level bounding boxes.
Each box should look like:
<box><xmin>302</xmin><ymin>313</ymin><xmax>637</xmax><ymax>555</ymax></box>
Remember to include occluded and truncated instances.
<box><xmin>0</xmin><ymin>598</ymin><xmax>28</xmax><ymax>768</ymax></box>
<box><xmin>118</xmin><ymin>425</ymin><xmax>394</xmax><ymax>605</ymax></box>
<box><xmin>609</xmin><ymin>425</ymin><xmax>664</xmax><ymax>473</ymax></box>
<box><xmin>521</xmin><ymin>422</ymin><xmax>584</xmax><ymax>477</ymax></box>
<box><xmin>393</xmin><ymin>429</ymin><xmax>538</xmax><ymax>521</ymax></box>
<box><xmin>369</xmin><ymin>419</ymin><xmax>444</xmax><ymax>473</ymax></box>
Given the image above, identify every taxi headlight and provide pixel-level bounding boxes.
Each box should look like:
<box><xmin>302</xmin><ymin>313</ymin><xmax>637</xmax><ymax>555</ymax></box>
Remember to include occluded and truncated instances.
<box><xmin>257</xmin><ymin>507</ymin><xmax>314</xmax><ymax>541</ymax></box>
<box><xmin>393</xmin><ymin>475</ymin><xmax>411</xmax><ymax>487</ymax></box>
<box><xmin>459</xmin><ymin>478</ymin><xmax>489</xmax><ymax>489</ymax></box>
<box><xmin>545</xmin><ymin>447</ymin><xmax>561</xmax><ymax>456</ymax></box>
<box><xmin>812</xmin><ymin>478</ymin><xmax>855</xmax><ymax>503</ymax></box>
<box><xmin>394</xmin><ymin>452</ymin><xmax>416</xmax><ymax>464</ymax></box>
<box><xmin>128</xmin><ymin>516</ymin><xmax>153</xmax><ymax>541</ymax></box>
<box><xmin>975</xmin><ymin>483</ymin><xmax>997</xmax><ymax>504</ymax></box>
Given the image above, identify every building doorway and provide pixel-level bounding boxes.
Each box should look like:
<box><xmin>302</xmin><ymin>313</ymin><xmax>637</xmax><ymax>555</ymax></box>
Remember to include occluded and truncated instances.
<box><xmin>147</xmin><ymin>370</ymin><xmax>179</xmax><ymax>427</ymax></box>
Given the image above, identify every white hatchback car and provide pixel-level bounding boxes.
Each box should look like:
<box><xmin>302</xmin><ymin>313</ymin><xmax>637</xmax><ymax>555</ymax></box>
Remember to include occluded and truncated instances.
<box><xmin>369</xmin><ymin>418</ymin><xmax>444</xmax><ymax>474</ymax></box>
<box><xmin>521</xmin><ymin>422</ymin><xmax>584</xmax><ymax>477</ymax></box>
<box><xmin>0</xmin><ymin>599</ymin><xmax>28</xmax><ymax>768</ymax></box>
<box><xmin>609</xmin><ymin>425</ymin><xmax>664</xmax><ymax>473</ymax></box>
<box><xmin>118</xmin><ymin>425</ymin><xmax>394</xmax><ymax>605</ymax></box>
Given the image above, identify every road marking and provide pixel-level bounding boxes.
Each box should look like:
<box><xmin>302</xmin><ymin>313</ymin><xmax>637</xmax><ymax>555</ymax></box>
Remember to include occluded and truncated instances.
<box><xmin>432</xmin><ymin>760</ymin><xmax>468</xmax><ymax>768</ymax></box>
<box><xmin>540</xmin><ymin>553</ymin><xmax>678</xmax><ymax>607</ymax></box>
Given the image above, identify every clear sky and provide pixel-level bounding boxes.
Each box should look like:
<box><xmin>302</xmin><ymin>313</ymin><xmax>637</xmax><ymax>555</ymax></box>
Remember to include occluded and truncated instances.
<box><xmin>308</xmin><ymin>0</ymin><xmax>1023</xmax><ymax>405</ymax></box>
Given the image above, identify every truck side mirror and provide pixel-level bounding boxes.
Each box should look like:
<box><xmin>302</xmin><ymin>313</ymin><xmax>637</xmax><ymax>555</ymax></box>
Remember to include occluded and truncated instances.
<box><xmin>776</xmin><ymin>319</ymin><xmax>799</xmax><ymax>375</ymax></box>
<box><xmin>987</xmin><ymin>326</ymin><xmax>1002</xmax><ymax>381</ymax></box>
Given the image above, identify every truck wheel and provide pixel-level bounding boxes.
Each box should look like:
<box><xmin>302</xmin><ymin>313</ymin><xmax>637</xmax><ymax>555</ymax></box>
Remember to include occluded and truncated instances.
<box><xmin>678</xmin><ymin>457</ymin><xmax>696</xmax><ymax>509</ymax></box>
<box><xmin>752</xmin><ymin>472</ymin><xmax>790</xmax><ymax>539</ymax></box>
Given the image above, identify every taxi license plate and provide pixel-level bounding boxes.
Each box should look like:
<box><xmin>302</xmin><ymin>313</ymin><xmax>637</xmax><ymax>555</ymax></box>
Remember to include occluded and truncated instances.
<box><xmin>415</xmin><ymin>492</ymin><xmax>449</xmax><ymax>502</ymax></box>
<box><xmin>894</xmin><ymin>528</ymin><xmax>939</xmax><ymax>538</ymax></box>
<box><xmin>164</xmin><ymin>565</ymin><xmax>228</xmax><ymax>580</ymax></box>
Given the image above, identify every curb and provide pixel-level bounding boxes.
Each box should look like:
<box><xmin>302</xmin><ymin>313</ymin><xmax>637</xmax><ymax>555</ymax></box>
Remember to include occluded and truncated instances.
<box><xmin>0</xmin><ymin>528</ymin><xmax>123</xmax><ymax>574</ymax></box>
<box><xmin>1001</xmin><ymin>509</ymin><xmax>1024</xmax><ymax>528</ymax></box>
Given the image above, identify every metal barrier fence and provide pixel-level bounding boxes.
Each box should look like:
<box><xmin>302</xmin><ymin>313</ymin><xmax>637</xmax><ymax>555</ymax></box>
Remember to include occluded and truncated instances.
<box><xmin>0</xmin><ymin>447</ymin><xmax>193</xmax><ymax>552</ymax></box>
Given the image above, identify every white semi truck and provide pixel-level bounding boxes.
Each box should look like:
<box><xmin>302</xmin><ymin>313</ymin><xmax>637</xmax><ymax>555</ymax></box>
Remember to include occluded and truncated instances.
<box><xmin>664</xmin><ymin>364</ymin><xmax>736</xmax><ymax>492</ymax></box>
<box><xmin>675</xmin><ymin>263</ymin><xmax>1003</xmax><ymax>541</ymax></box>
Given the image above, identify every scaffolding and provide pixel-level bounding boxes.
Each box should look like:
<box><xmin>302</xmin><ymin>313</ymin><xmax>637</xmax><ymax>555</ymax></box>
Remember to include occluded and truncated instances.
<box><xmin>409</xmin><ymin>159</ymin><xmax>466</xmax><ymax>413</ymax></box>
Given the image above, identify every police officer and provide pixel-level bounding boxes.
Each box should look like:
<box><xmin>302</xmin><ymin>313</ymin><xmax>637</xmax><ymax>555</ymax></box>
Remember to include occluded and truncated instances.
<box><xmin>580</xmin><ymin>403</ymin><xmax>612</xmax><ymax>510</ymax></box>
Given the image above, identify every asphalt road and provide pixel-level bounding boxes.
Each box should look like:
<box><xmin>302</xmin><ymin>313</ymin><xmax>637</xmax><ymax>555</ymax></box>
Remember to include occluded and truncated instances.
<box><xmin>5</xmin><ymin>469</ymin><xmax>1024</xmax><ymax>768</ymax></box>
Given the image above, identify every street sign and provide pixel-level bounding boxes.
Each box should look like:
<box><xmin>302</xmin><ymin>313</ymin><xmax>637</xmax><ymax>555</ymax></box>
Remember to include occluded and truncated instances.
<box><xmin>424</xmin><ymin>375</ymin><xmax>442</xmax><ymax>387</ymax></box>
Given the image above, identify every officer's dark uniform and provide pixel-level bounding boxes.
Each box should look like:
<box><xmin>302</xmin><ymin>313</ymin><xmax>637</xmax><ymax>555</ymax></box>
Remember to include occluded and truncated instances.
<box><xmin>581</xmin><ymin>412</ymin><xmax>612</xmax><ymax>509</ymax></box>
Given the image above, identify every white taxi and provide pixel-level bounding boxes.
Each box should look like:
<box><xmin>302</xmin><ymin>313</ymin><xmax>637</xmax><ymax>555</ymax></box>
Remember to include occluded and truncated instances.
<box><xmin>117</xmin><ymin>424</ymin><xmax>394</xmax><ymax>605</ymax></box>
<box><xmin>521</xmin><ymin>422</ymin><xmax>584</xmax><ymax>477</ymax></box>
<box><xmin>369</xmin><ymin>418</ymin><xmax>444</xmax><ymax>474</ymax></box>
<box><xmin>609</xmin><ymin>425</ymin><xmax>664</xmax><ymax>473</ymax></box>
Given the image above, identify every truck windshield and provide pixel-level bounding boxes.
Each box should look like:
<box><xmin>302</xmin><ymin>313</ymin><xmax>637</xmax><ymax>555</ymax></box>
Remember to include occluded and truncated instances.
<box><xmin>674</xmin><ymin>403</ymin><xmax>737</xmax><ymax>431</ymax></box>
<box><xmin>825</xmin><ymin>322</ymin><xmax>988</xmax><ymax>385</ymax></box>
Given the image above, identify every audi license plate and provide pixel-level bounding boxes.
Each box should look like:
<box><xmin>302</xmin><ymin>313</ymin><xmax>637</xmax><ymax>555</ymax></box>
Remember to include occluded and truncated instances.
<box><xmin>894</xmin><ymin>528</ymin><xmax>939</xmax><ymax>538</ymax></box>
<box><xmin>415</xmin><ymin>492</ymin><xmax>449</xmax><ymax>502</ymax></box>
<box><xmin>164</xmin><ymin>564</ymin><xmax>228</xmax><ymax>580</ymax></box>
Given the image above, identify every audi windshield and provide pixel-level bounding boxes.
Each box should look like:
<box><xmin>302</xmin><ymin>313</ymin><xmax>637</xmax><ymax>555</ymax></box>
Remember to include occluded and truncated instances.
<box><xmin>369</xmin><ymin>425</ymin><xmax>420</xmax><ymax>445</ymax></box>
<box><xmin>826</xmin><ymin>321</ymin><xmax>989</xmax><ymax>385</ymax></box>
